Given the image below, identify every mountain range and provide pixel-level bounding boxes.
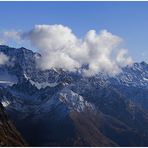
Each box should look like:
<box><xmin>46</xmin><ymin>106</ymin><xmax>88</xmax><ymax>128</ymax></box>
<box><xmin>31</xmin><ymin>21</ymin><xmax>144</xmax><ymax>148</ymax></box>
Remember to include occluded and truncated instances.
<box><xmin>0</xmin><ymin>45</ymin><xmax>148</xmax><ymax>146</ymax></box>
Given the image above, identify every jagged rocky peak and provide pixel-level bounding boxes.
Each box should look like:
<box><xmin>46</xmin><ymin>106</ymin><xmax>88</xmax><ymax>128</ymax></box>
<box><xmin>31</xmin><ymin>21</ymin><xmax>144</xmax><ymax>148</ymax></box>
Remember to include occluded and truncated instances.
<box><xmin>141</xmin><ymin>61</ymin><xmax>147</xmax><ymax>65</ymax></box>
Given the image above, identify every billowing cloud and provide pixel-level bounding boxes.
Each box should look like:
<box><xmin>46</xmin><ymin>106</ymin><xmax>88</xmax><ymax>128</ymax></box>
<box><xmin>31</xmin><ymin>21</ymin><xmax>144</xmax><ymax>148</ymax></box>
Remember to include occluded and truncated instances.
<box><xmin>116</xmin><ymin>49</ymin><xmax>133</xmax><ymax>67</ymax></box>
<box><xmin>0</xmin><ymin>52</ymin><xmax>9</xmax><ymax>65</ymax></box>
<box><xmin>22</xmin><ymin>25</ymin><xmax>81</xmax><ymax>71</ymax></box>
<box><xmin>4</xmin><ymin>24</ymin><xmax>133</xmax><ymax>76</ymax></box>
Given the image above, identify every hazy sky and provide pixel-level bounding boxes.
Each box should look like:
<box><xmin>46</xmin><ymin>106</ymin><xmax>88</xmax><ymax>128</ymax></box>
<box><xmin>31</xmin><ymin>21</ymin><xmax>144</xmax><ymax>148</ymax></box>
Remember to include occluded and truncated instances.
<box><xmin>0</xmin><ymin>1</ymin><xmax>148</xmax><ymax>62</ymax></box>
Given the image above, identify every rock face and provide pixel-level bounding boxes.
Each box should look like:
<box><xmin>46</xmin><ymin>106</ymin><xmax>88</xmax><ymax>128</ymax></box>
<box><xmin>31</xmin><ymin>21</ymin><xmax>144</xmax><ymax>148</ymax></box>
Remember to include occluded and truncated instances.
<box><xmin>0</xmin><ymin>45</ymin><xmax>148</xmax><ymax>146</ymax></box>
<box><xmin>0</xmin><ymin>103</ymin><xmax>27</xmax><ymax>146</ymax></box>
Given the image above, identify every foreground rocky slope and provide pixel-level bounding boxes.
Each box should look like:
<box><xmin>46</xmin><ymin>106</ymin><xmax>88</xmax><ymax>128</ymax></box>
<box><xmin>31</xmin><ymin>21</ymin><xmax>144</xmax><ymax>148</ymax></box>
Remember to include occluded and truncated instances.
<box><xmin>0</xmin><ymin>103</ymin><xmax>27</xmax><ymax>146</ymax></box>
<box><xmin>0</xmin><ymin>45</ymin><xmax>148</xmax><ymax>146</ymax></box>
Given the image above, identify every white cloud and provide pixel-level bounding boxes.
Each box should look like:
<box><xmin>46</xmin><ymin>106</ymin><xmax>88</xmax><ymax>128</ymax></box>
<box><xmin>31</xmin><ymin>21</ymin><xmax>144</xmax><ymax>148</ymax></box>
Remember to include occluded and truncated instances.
<box><xmin>5</xmin><ymin>24</ymin><xmax>133</xmax><ymax>76</ymax></box>
<box><xmin>23</xmin><ymin>24</ymin><xmax>82</xmax><ymax>71</ymax></box>
<box><xmin>0</xmin><ymin>52</ymin><xmax>9</xmax><ymax>65</ymax></box>
<box><xmin>4</xmin><ymin>30</ymin><xmax>21</xmax><ymax>40</ymax></box>
<box><xmin>0</xmin><ymin>39</ymin><xmax>5</xmax><ymax>45</ymax></box>
<box><xmin>116</xmin><ymin>49</ymin><xmax>133</xmax><ymax>67</ymax></box>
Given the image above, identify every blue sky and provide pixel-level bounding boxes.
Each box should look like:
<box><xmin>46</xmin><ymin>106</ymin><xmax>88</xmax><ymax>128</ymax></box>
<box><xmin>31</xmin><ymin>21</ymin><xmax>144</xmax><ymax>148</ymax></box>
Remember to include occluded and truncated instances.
<box><xmin>0</xmin><ymin>1</ymin><xmax>148</xmax><ymax>62</ymax></box>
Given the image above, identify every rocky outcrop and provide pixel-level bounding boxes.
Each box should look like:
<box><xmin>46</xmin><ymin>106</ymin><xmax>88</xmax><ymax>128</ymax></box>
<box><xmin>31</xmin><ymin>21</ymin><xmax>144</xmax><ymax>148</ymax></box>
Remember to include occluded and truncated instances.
<box><xmin>0</xmin><ymin>103</ymin><xmax>27</xmax><ymax>146</ymax></box>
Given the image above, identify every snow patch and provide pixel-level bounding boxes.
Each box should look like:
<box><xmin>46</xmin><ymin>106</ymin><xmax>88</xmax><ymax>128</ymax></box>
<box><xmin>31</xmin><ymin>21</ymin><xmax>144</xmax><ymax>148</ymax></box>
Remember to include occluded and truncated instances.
<box><xmin>0</xmin><ymin>72</ymin><xmax>17</xmax><ymax>86</ymax></box>
<box><xmin>143</xmin><ymin>77</ymin><xmax>148</xmax><ymax>81</ymax></box>
<box><xmin>30</xmin><ymin>80</ymin><xmax>58</xmax><ymax>89</ymax></box>
<box><xmin>1</xmin><ymin>100</ymin><xmax>10</xmax><ymax>107</ymax></box>
<box><xmin>24</xmin><ymin>73</ymin><xmax>30</xmax><ymax>80</ymax></box>
<box><xmin>0</xmin><ymin>80</ymin><xmax>15</xmax><ymax>86</ymax></box>
<box><xmin>59</xmin><ymin>88</ymin><xmax>95</xmax><ymax>112</ymax></box>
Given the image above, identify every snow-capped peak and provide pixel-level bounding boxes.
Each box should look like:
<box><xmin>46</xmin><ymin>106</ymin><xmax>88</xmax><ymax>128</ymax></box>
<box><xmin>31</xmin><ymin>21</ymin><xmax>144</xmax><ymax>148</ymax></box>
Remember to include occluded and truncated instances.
<box><xmin>58</xmin><ymin>88</ymin><xmax>95</xmax><ymax>112</ymax></box>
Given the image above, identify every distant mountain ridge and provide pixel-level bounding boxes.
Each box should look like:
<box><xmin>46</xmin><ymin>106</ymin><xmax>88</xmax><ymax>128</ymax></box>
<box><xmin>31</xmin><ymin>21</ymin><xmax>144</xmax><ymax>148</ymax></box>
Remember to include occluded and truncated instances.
<box><xmin>0</xmin><ymin>45</ymin><xmax>148</xmax><ymax>146</ymax></box>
